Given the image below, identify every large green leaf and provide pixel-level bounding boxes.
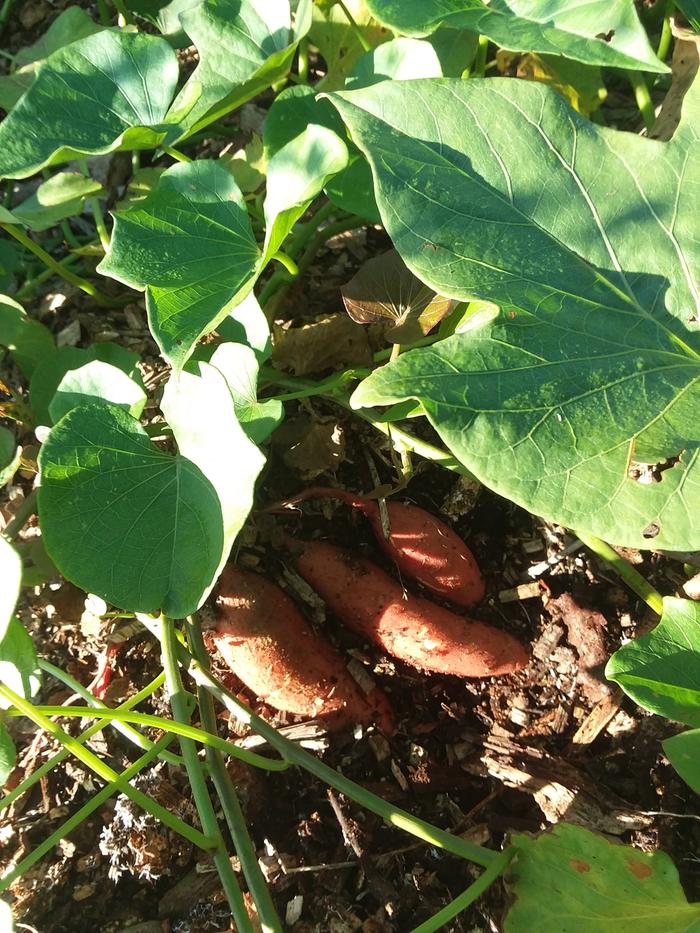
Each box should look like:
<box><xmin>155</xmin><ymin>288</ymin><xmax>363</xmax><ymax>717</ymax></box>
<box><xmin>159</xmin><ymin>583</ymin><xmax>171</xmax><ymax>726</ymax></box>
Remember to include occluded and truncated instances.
<box><xmin>0</xmin><ymin>295</ymin><xmax>54</xmax><ymax>380</ymax></box>
<box><xmin>38</xmin><ymin>384</ymin><xmax>264</xmax><ymax>617</ymax></box>
<box><xmin>49</xmin><ymin>360</ymin><xmax>147</xmax><ymax>423</ymax></box>
<box><xmin>330</xmin><ymin>77</ymin><xmax>700</xmax><ymax>549</ymax></box>
<box><xmin>607</xmin><ymin>598</ymin><xmax>700</xmax><ymax>727</ymax></box>
<box><xmin>168</xmin><ymin>0</ymin><xmax>312</xmax><ymax>140</ymax></box>
<box><xmin>0</xmin><ymin>537</ymin><xmax>21</xmax><ymax>643</ymax></box>
<box><xmin>0</xmin><ymin>31</ymin><xmax>179</xmax><ymax>179</ymax></box>
<box><xmin>98</xmin><ymin>161</ymin><xmax>260</xmax><ymax>370</ymax></box>
<box><xmin>504</xmin><ymin>823</ymin><xmax>700</xmax><ymax>931</ymax></box>
<box><xmin>365</xmin><ymin>0</ymin><xmax>666</xmax><ymax>72</ymax></box>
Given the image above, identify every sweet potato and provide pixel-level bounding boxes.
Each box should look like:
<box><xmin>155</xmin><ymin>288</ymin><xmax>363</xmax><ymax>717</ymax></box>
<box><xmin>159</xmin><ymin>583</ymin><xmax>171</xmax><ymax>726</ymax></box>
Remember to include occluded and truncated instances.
<box><xmin>288</xmin><ymin>538</ymin><xmax>529</xmax><ymax>677</ymax></box>
<box><xmin>214</xmin><ymin>565</ymin><xmax>394</xmax><ymax>732</ymax></box>
<box><xmin>278</xmin><ymin>486</ymin><xmax>485</xmax><ymax>606</ymax></box>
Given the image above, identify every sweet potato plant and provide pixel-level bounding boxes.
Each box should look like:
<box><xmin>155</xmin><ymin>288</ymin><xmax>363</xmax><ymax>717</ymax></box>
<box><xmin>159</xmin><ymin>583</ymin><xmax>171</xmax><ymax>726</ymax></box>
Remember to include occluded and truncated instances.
<box><xmin>2</xmin><ymin>0</ymin><xmax>700</xmax><ymax>929</ymax></box>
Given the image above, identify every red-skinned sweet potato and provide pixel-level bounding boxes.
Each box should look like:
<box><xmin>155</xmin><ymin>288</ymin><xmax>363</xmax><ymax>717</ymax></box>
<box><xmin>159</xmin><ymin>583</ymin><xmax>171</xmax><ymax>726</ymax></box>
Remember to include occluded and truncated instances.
<box><xmin>288</xmin><ymin>538</ymin><xmax>529</xmax><ymax>677</ymax></box>
<box><xmin>214</xmin><ymin>565</ymin><xmax>394</xmax><ymax>732</ymax></box>
<box><xmin>277</xmin><ymin>486</ymin><xmax>485</xmax><ymax>607</ymax></box>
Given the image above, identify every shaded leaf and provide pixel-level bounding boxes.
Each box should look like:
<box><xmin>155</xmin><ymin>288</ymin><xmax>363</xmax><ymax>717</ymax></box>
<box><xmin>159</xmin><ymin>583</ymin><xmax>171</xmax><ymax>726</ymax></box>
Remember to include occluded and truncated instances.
<box><xmin>365</xmin><ymin>0</ymin><xmax>667</xmax><ymax>72</ymax></box>
<box><xmin>347</xmin><ymin>37</ymin><xmax>443</xmax><ymax>88</ymax></box>
<box><xmin>0</xmin><ymin>722</ymin><xmax>15</xmax><ymax>787</ymax></box>
<box><xmin>209</xmin><ymin>343</ymin><xmax>283</xmax><ymax>443</ymax></box>
<box><xmin>309</xmin><ymin>0</ymin><xmax>388</xmax><ymax>91</ymax></box>
<box><xmin>272</xmin><ymin>314</ymin><xmax>373</xmax><ymax>376</ymax></box>
<box><xmin>98</xmin><ymin>161</ymin><xmax>260</xmax><ymax>370</ymax></box>
<box><xmin>30</xmin><ymin>344</ymin><xmax>141</xmax><ymax>427</ymax></box>
<box><xmin>0</xmin><ymin>295</ymin><xmax>54</xmax><ymax>380</ymax></box>
<box><xmin>663</xmin><ymin>728</ymin><xmax>700</xmax><ymax>795</ymax></box>
<box><xmin>607</xmin><ymin>597</ymin><xmax>700</xmax><ymax>727</ymax></box>
<box><xmin>329</xmin><ymin>77</ymin><xmax>700</xmax><ymax>549</ymax></box>
<box><xmin>216</xmin><ymin>291</ymin><xmax>272</xmax><ymax>363</ymax></box>
<box><xmin>0</xmin><ymin>31</ymin><xmax>180</xmax><ymax>179</ymax></box>
<box><xmin>0</xmin><ymin>618</ymin><xmax>41</xmax><ymax>710</ymax></box>
<box><xmin>10</xmin><ymin>173</ymin><xmax>104</xmax><ymax>231</ymax></box>
<box><xmin>168</xmin><ymin>0</ymin><xmax>312</xmax><ymax>140</ymax></box>
<box><xmin>504</xmin><ymin>823</ymin><xmax>700</xmax><ymax>931</ymax></box>
<box><xmin>0</xmin><ymin>537</ymin><xmax>21</xmax><ymax>643</ymax></box>
<box><xmin>496</xmin><ymin>50</ymin><xmax>606</xmax><ymax>117</ymax></box>
<box><xmin>219</xmin><ymin>133</ymin><xmax>267</xmax><ymax>194</ymax></box>
<box><xmin>342</xmin><ymin>249</ymin><xmax>453</xmax><ymax>343</ymax></box>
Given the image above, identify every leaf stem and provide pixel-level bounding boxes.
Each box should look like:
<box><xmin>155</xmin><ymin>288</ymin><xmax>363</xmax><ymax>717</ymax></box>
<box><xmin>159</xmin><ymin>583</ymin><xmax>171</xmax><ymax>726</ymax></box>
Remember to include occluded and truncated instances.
<box><xmin>656</xmin><ymin>0</ymin><xmax>674</xmax><ymax>61</ymax></box>
<box><xmin>0</xmin><ymin>672</ymin><xmax>168</xmax><ymax>814</ymax></box>
<box><xmin>472</xmin><ymin>35</ymin><xmax>490</xmax><ymax>78</ymax></box>
<box><xmin>186</xmin><ymin>657</ymin><xmax>496</xmax><ymax>868</ymax></box>
<box><xmin>0</xmin><ymin>224</ymin><xmax>119</xmax><ymax>305</ymax></box>
<box><xmin>336</xmin><ymin>0</ymin><xmax>371</xmax><ymax>52</ymax></box>
<box><xmin>410</xmin><ymin>847</ymin><xmax>515</xmax><ymax>932</ymax></box>
<box><xmin>2</xmin><ymin>488</ymin><xmax>37</xmax><ymax>541</ymax></box>
<box><xmin>627</xmin><ymin>71</ymin><xmax>656</xmax><ymax>131</ymax></box>
<box><xmin>16</xmin><ymin>253</ymin><xmax>83</xmax><ymax>300</ymax></box>
<box><xmin>159</xmin><ymin>615</ymin><xmax>254</xmax><ymax>931</ymax></box>
<box><xmin>0</xmin><ymin>734</ymin><xmax>174</xmax><ymax>890</ymax></box>
<box><xmin>576</xmin><ymin>531</ymin><xmax>664</xmax><ymax>616</ymax></box>
<box><xmin>38</xmin><ymin>659</ymin><xmax>184</xmax><ymax>766</ymax></box>
<box><xmin>187</xmin><ymin>617</ymin><xmax>283</xmax><ymax>933</ymax></box>
<box><xmin>0</xmin><ymin>683</ymin><xmax>214</xmax><ymax>849</ymax></box>
<box><xmin>163</xmin><ymin>146</ymin><xmax>193</xmax><ymax>164</ymax></box>
<box><xmin>271</xmin><ymin>251</ymin><xmax>299</xmax><ymax>277</ymax></box>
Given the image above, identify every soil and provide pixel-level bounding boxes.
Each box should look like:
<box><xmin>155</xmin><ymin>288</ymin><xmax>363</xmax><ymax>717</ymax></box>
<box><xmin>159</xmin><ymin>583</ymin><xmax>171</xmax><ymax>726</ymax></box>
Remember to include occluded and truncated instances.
<box><xmin>1</xmin><ymin>6</ymin><xmax>699</xmax><ymax>932</ymax></box>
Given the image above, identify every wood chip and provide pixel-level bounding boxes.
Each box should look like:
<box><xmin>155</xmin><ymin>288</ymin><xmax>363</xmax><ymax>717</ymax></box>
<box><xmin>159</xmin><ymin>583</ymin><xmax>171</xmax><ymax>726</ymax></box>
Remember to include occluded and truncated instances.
<box><xmin>569</xmin><ymin>689</ymin><xmax>624</xmax><ymax>748</ymax></box>
<box><xmin>498</xmin><ymin>581</ymin><xmax>543</xmax><ymax>603</ymax></box>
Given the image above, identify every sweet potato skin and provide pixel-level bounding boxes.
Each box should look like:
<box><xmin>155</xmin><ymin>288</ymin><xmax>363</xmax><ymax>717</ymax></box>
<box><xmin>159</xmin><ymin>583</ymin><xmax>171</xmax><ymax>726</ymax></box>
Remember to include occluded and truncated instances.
<box><xmin>214</xmin><ymin>566</ymin><xmax>393</xmax><ymax>732</ymax></box>
<box><xmin>290</xmin><ymin>539</ymin><xmax>529</xmax><ymax>677</ymax></box>
<box><xmin>281</xmin><ymin>487</ymin><xmax>485</xmax><ymax>607</ymax></box>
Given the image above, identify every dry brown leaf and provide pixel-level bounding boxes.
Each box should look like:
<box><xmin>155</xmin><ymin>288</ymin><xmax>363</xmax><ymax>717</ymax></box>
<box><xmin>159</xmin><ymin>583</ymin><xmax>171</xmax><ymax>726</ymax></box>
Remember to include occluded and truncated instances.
<box><xmin>272</xmin><ymin>314</ymin><xmax>372</xmax><ymax>376</ymax></box>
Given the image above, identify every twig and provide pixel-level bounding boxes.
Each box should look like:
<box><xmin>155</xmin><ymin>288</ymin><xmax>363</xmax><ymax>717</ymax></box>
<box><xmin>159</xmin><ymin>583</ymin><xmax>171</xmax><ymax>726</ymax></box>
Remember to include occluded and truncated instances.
<box><xmin>576</xmin><ymin>532</ymin><xmax>664</xmax><ymax>616</ymax></box>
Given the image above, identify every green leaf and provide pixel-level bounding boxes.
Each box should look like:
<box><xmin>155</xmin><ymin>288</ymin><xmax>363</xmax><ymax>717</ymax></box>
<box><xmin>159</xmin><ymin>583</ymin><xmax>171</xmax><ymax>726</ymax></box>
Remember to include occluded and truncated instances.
<box><xmin>38</xmin><ymin>379</ymin><xmax>264</xmax><ymax>617</ymax></box>
<box><xmin>309</xmin><ymin>0</ymin><xmax>388</xmax><ymax>91</ymax></box>
<box><xmin>99</xmin><ymin>160</ymin><xmax>260</xmax><ymax>370</ymax></box>
<box><xmin>0</xmin><ymin>31</ymin><xmax>180</xmax><ymax>179</ymax></box>
<box><xmin>0</xmin><ymin>722</ymin><xmax>16</xmax><ymax>787</ymax></box>
<box><xmin>0</xmin><ymin>426</ymin><xmax>21</xmax><ymax>488</ymax></box>
<box><xmin>30</xmin><ymin>344</ymin><xmax>141</xmax><ymax>427</ymax></box>
<box><xmin>330</xmin><ymin>77</ymin><xmax>700</xmax><ymax>550</ymax></box>
<box><xmin>263</xmin><ymin>86</ymin><xmax>348</xmax><ymax>261</ymax></box>
<box><xmin>504</xmin><ymin>823</ymin><xmax>700</xmax><ymax>932</ymax></box>
<box><xmin>663</xmin><ymin>728</ymin><xmax>700</xmax><ymax>795</ymax></box>
<box><xmin>208</xmin><ymin>343</ymin><xmax>284</xmax><ymax>443</ymax></box>
<box><xmin>216</xmin><ymin>292</ymin><xmax>272</xmax><ymax>363</ymax></box>
<box><xmin>168</xmin><ymin>0</ymin><xmax>312</xmax><ymax>140</ymax></box>
<box><xmin>126</xmin><ymin>0</ymin><xmax>200</xmax><ymax>42</ymax></box>
<box><xmin>607</xmin><ymin>598</ymin><xmax>700</xmax><ymax>727</ymax></box>
<box><xmin>0</xmin><ymin>295</ymin><xmax>54</xmax><ymax>380</ymax></box>
<box><xmin>676</xmin><ymin>1</ymin><xmax>700</xmax><ymax>33</ymax></box>
<box><xmin>0</xmin><ymin>618</ymin><xmax>41</xmax><ymax>710</ymax></box>
<box><xmin>10</xmin><ymin>173</ymin><xmax>104</xmax><ymax>231</ymax></box>
<box><xmin>347</xmin><ymin>37</ymin><xmax>443</xmax><ymax>88</ymax></box>
<box><xmin>324</xmin><ymin>150</ymin><xmax>380</xmax><ymax>223</ymax></box>
<box><xmin>49</xmin><ymin>360</ymin><xmax>147</xmax><ymax>423</ymax></box>
<box><xmin>0</xmin><ymin>537</ymin><xmax>22</xmax><ymax>643</ymax></box>
<box><xmin>365</xmin><ymin>0</ymin><xmax>667</xmax><ymax>72</ymax></box>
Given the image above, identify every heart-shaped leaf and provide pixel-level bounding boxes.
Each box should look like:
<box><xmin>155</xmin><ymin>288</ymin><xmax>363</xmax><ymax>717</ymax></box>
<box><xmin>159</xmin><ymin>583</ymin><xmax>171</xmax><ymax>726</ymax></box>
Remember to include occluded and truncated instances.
<box><xmin>346</xmin><ymin>36</ymin><xmax>443</xmax><ymax>88</ymax></box>
<box><xmin>0</xmin><ymin>537</ymin><xmax>21</xmax><ymax>642</ymax></box>
<box><xmin>329</xmin><ymin>77</ymin><xmax>700</xmax><ymax>549</ymax></box>
<box><xmin>607</xmin><ymin>597</ymin><xmax>700</xmax><ymax>727</ymax></box>
<box><xmin>168</xmin><ymin>0</ymin><xmax>312</xmax><ymax>140</ymax></box>
<box><xmin>365</xmin><ymin>0</ymin><xmax>667</xmax><ymax>72</ymax></box>
<box><xmin>208</xmin><ymin>343</ymin><xmax>284</xmax><ymax>443</ymax></box>
<box><xmin>30</xmin><ymin>344</ymin><xmax>141</xmax><ymax>427</ymax></box>
<box><xmin>342</xmin><ymin>249</ymin><xmax>454</xmax><ymax>343</ymax></box>
<box><xmin>98</xmin><ymin>160</ymin><xmax>260</xmax><ymax>370</ymax></box>
<box><xmin>505</xmin><ymin>823</ymin><xmax>700</xmax><ymax>931</ymax></box>
<box><xmin>49</xmin><ymin>360</ymin><xmax>147</xmax><ymax>423</ymax></box>
<box><xmin>38</xmin><ymin>369</ymin><xmax>264</xmax><ymax>617</ymax></box>
<box><xmin>0</xmin><ymin>31</ymin><xmax>180</xmax><ymax>179</ymax></box>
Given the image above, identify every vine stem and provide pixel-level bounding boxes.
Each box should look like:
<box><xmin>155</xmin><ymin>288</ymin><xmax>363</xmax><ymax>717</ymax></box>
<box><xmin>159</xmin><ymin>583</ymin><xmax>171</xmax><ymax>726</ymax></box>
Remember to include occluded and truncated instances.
<box><xmin>0</xmin><ymin>683</ymin><xmax>213</xmax><ymax>849</ymax></box>
<box><xmin>163</xmin><ymin>146</ymin><xmax>192</xmax><ymax>164</ymax></box>
<box><xmin>2</xmin><ymin>488</ymin><xmax>37</xmax><ymax>540</ymax></box>
<box><xmin>187</xmin><ymin>617</ymin><xmax>283</xmax><ymax>933</ymax></box>
<box><xmin>472</xmin><ymin>35</ymin><xmax>490</xmax><ymax>78</ymax></box>
<box><xmin>0</xmin><ymin>734</ymin><xmax>174</xmax><ymax>891</ymax></box>
<box><xmin>38</xmin><ymin>658</ymin><xmax>184</xmax><ymax>767</ymax></box>
<box><xmin>183</xmin><ymin>655</ymin><xmax>497</xmax><ymax>868</ymax></box>
<box><xmin>410</xmin><ymin>847</ymin><xmax>515</xmax><ymax>933</ymax></box>
<box><xmin>158</xmin><ymin>615</ymin><xmax>254</xmax><ymax>932</ymax></box>
<box><xmin>0</xmin><ymin>224</ymin><xmax>119</xmax><ymax>305</ymax></box>
<box><xmin>627</xmin><ymin>71</ymin><xmax>656</xmax><ymax>131</ymax></box>
<box><xmin>16</xmin><ymin>252</ymin><xmax>82</xmax><ymax>299</ymax></box>
<box><xmin>576</xmin><ymin>531</ymin><xmax>664</xmax><ymax>616</ymax></box>
<box><xmin>336</xmin><ymin>0</ymin><xmax>371</xmax><ymax>52</ymax></box>
<box><xmin>656</xmin><ymin>0</ymin><xmax>674</xmax><ymax>61</ymax></box>
<box><xmin>0</xmin><ymin>672</ymin><xmax>168</xmax><ymax>814</ymax></box>
<box><xmin>13</xmin><ymin>705</ymin><xmax>289</xmax><ymax>772</ymax></box>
